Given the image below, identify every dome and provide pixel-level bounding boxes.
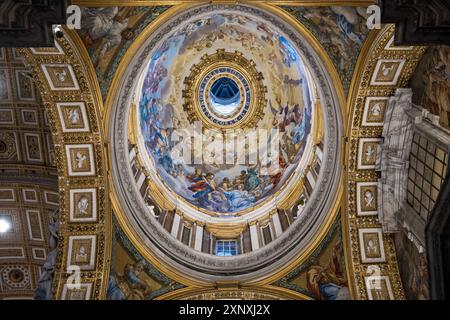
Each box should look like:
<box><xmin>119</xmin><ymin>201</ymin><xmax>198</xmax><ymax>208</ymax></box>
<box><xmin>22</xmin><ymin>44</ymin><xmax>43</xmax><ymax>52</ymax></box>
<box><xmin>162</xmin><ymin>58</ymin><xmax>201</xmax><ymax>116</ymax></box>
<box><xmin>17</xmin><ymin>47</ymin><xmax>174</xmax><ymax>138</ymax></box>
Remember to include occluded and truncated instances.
<box><xmin>109</xmin><ymin>3</ymin><xmax>343</xmax><ymax>282</ymax></box>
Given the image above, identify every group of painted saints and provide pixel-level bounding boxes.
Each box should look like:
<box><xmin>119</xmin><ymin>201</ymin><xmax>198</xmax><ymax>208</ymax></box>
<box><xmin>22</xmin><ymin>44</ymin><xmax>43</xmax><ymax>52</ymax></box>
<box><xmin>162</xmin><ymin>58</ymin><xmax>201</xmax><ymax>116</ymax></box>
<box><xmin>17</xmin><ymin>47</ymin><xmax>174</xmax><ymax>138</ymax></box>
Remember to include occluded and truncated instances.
<box><xmin>186</xmin><ymin>167</ymin><xmax>268</xmax><ymax>212</ymax></box>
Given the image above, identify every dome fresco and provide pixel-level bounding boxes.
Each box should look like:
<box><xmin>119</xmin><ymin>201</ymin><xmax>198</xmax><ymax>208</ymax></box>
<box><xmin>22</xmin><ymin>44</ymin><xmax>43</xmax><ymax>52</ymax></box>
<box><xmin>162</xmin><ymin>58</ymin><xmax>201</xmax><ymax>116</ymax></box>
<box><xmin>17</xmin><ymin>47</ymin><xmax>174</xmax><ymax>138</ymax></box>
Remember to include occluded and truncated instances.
<box><xmin>2</xmin><ymin>0</ymin><xmax>441</xmax><ymax>301</ymax></box>
<box><xmin>110</xmin><ymin>2</ymin><xmax>343</xmax><ymax>281</ymax></box>
<box><xmin>137</xmin><ymin>11</ymin><xmax>315</xmax><ymax>215</ymax></box>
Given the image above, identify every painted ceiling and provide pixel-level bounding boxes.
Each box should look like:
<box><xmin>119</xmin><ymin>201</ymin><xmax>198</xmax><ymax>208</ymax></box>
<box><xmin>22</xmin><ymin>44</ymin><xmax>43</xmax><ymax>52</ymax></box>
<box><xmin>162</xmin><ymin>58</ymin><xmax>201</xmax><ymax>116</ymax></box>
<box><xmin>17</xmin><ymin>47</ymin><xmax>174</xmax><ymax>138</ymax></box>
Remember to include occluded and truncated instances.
<box><xmin>136</xmin><ymin>11</ymin><xmax>315</xmax><ymax>215</ymax></box>
<box><xmin>0</xmin><ymin>48</ymin><xmax>58</xmax><ymax>299</ymax></box>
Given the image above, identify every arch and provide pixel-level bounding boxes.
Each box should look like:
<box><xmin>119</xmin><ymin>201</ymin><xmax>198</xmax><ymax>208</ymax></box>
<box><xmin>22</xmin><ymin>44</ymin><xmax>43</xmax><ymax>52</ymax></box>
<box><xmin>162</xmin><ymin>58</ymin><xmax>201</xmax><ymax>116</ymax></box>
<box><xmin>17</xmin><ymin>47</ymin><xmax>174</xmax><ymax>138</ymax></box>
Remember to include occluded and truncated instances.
<box><xmin>156</xmin><ymin>285</ymin><xmax>312</xmax><ymax>300</ymax></box>
<box><xmin>105</xmin><ymin>2</ymin><xmax>346</xmax><ymax>287</ymax></box>
<box><xmin>19</xmin><ymin>29</ymin><xmax>111</xmax><ymax>300</ymax></box>
<box><xmin>343</xmin><ymin>24</ymin><xmax>426</xmax><ymax>300</ymax></box>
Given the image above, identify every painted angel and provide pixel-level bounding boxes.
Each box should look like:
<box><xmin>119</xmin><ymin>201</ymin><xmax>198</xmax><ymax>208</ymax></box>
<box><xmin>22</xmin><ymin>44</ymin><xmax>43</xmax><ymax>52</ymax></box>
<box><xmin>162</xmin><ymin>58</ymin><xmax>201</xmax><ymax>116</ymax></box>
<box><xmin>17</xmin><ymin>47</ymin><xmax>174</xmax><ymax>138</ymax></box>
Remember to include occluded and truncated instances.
<box><xmin>80</xmin><ymin>7</ymin><xmax>135</xmax><ymax>62</ymax></box>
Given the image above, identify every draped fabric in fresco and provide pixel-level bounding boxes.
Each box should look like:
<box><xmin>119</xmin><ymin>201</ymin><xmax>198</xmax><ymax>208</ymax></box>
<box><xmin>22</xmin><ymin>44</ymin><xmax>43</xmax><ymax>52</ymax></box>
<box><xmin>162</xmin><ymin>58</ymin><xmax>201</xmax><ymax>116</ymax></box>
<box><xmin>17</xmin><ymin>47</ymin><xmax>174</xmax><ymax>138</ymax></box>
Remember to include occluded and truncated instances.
<box><xmin>394</xmin><ymin>231</ymin><xmax>429</xmax><ymax>300</ymax></box>
<box><xmin>272</xmin><ymin>218</ymin><xmax>350</xmax><ymax>300</ymax></box>
<box><xmin>77</xmin><ymin>6</ymin><xmax>171</xmax><ymax>100</ymax></box>
<box><xmin>282</xmin><ymin>6</ymin><xmax>368</xmax><ymax>94</ymax></box>
<box><xmin>138</xmin><ymin>12</ymin><xmax>313</xmax><ymax>214</ymax></box>
<box><xmin>107</xmin><ymin>220</ymin><xmax>184</xmax><ymax>300</ymax></box>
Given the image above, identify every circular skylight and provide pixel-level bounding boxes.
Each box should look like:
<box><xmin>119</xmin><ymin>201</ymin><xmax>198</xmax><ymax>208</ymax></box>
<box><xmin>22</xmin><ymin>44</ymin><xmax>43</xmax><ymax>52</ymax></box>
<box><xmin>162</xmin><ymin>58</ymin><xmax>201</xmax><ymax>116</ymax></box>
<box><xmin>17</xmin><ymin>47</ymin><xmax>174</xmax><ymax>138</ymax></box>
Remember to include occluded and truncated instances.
<box><xmin>209</xmin><ymin>77</ymin><xmax>241</xmax><ymax>116</ymax></box>
<box><xmin>110</xmin><ymin>3</ymin><xmax>343</xmax><ymax>282</ymax></box>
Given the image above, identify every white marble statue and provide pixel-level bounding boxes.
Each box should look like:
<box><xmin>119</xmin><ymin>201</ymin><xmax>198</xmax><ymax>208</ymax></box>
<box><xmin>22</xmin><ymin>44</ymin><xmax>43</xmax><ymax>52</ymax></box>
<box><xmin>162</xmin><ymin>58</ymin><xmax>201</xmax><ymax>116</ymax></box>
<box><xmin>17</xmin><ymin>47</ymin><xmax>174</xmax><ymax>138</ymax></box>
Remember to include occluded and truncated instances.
<box><xmin>381</xmin><ymin>64</ymin><xmax>395</xmax><ymax>77</ymax></box>
<box><xmin>55</xmin><ymin>69</ymin><xmax>67</xmax><ymax>82</ymax></box>
<box><xmin>34</xmin><ymin>210</ymin><xmax>59</xmax><ymax>300</ymax></box>
<box><xmin>365</xmin><ymin>145</ymin><xmax>376</xmax><ymax>162</ymax></box>
<box><xmin>76</xmin><ymin>246</ymin><xmax>88</xmax><ymax>263</ymax></box>
<box><xmin>371</xmin><ymin>103</ymin><xmax>382</xmax><ymax>117</ymax></box>
<box><xmin>367</xmin><ymin>239</ymin><xmax>378</xmax><ymax>255</ymax></box>
<box><xmin>77</xmin><ymin>196</ymin><xmax>89</xmax><ymax>215</ymax></box>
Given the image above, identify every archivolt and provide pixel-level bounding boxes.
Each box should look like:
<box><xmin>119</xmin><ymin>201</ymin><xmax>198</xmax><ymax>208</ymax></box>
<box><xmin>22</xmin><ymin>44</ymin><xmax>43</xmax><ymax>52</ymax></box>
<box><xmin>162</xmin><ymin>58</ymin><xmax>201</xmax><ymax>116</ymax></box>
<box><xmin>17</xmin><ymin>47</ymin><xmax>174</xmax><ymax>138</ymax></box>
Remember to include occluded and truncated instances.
<box><xmin>19</xmin><ymin>29</ymin><xmax>111</xmax><ymax>300</ymax></box>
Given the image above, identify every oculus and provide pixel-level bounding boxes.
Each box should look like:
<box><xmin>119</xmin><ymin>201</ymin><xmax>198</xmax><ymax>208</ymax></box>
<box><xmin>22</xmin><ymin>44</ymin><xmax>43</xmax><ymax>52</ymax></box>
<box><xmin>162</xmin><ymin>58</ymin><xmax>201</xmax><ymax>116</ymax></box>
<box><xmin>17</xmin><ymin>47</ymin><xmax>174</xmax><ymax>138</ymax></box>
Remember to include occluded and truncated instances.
<box><xmin>199</xmin><ymin>68</ymin><xmax>249</xmax><ymax>126</ymax></box>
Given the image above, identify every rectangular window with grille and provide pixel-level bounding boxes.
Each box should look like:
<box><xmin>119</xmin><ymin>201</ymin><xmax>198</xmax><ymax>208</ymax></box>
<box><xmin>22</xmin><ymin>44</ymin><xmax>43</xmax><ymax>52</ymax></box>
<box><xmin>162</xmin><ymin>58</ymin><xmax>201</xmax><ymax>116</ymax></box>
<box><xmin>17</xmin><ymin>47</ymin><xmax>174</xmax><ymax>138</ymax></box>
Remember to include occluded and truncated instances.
<box><xmin>215</xmin><ymin>240</ymin><xmax>238</xmax><ymax>257</ymax></box>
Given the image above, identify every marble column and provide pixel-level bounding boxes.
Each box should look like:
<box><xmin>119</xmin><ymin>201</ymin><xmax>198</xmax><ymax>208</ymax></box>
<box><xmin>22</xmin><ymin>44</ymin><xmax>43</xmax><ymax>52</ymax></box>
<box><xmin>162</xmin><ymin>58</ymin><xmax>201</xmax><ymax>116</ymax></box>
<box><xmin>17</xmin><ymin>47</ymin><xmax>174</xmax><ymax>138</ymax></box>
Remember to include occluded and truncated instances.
<box><xmin>271</xmin><ymin>212</ymin><xmax>283</xmax><ymax>238</ymax></box>
<box><xmin>249</xmin><ymin>223</ymin><xmax>260</xmax><ymax>251</ymax></box>
<box><xmin>171</xmin><ymin>213</ymin><xmax>181</xmax><ymax>238</ymax></box>
<box><xmin>194</xmin><ymin>224</ymin><xmax>204</xmax><ymax>251</ymax></box>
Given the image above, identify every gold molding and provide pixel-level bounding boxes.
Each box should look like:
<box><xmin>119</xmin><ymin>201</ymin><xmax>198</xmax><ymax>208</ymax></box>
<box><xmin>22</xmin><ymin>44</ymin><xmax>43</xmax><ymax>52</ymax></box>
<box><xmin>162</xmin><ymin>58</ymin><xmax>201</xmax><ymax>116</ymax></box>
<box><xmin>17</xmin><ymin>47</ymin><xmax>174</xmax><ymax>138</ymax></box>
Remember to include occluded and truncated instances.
<box><xmin>341</xmin><ymin>27</ymin><xmax>380</xmax><ymax>300</ymax></box>
<box><xmin>244</xmin><ymin>187</ymin><xmax>343</xmax><ymax>287</ymax></box>
<box><xmin>155</xmin><ymin>284</ymin><xmax>313</xmax><ymax>300</ymax></box>
<box><xmin>18</xmin><ymin>27</ymin><xmax>111</xmax><ymax>299</ymax></box>
<box><xmin>206</xmin><ymin>223</ymin><xmax>247</xmax><ymax>238</ymax></box>
<box><xmin>73</xmin><ymin>0</ymin><xmax>375</xmax><ymax>7</ymax></box>
<box><xmin>128</xmin><ymin>103</ymin><xmax>138</xmax><ymax>145</ymax></box>
<box><xmin>182</xmin><ymin>49</ymin><xmax>266</xmax><ymax>130</ymax></box>
<box><xmin>109</xmin><ymin>174</ymin><xmax>210</xmax><ymax>287</ymax></box>
<box><xmin>130</xmin><ymin>0</ymin><xmax>346</xmax><ymax>221</ymax></box>
<box><xmin>343</xmin><ymin>24</ymin><xmax>426</xmax><ymax>300</ymax></box>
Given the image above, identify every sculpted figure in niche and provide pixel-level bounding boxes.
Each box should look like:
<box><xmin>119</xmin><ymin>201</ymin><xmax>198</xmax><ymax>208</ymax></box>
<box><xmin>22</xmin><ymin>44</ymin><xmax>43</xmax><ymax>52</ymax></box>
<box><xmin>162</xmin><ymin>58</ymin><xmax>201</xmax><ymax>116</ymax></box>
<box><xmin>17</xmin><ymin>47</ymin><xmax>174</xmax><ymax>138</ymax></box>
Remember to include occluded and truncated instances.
<box><xmin>75</xmin><ymin>151</ymin><xmax>87</xmax><ymax>169</ymax></box>
<box><xmin>68</xmin><ymin>108</ymin><xmax>80</xmax><ymax>124</ymax></box>
<box><xmin>55</xmin><ymin>69</ymin><xmax>67</xmax><ymax>82</ymax></box>
<box><xmin>34</xmin><ymin>210</ymin><xmax>59</xmax><ymax>299</ymax></box>
<box><xmin>365</xmin><ymin>144</ymin><xmax>376</xmax><ymax>163</ymax></box>
<box><xmin>75</xmin><ymin>245</ymin><xmax>88</xmax><ymax>263</ymax></box>
<box><xmin>370</xmin><ymin>279</ymin><xmax>383</xmax><ymax>299</ymax></box>
<box><xmin>371</xmin><ymin>103</ymin><xmax>382</xmax><ymax>117</ymax></box>
<box><xmin>381</xmin><ymin>63</ymin><xmax>395</xmax><ymax>77</ymax></box>
<box><xmin>366</xmin><ymin>239</ymin><xmax>378</xmax><ymax>256</ymax></box>
<box><xmin>364</xmin><ymin>190</ymin><xmax>375</xmax><ymax>208</ymax></box>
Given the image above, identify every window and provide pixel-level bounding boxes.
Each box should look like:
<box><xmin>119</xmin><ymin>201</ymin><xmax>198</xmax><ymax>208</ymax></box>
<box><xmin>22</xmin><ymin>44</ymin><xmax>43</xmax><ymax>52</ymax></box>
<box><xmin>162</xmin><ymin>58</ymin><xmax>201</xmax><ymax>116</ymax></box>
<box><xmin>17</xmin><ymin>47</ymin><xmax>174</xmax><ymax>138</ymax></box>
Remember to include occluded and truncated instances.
<box><xmin>209</xmin><ymin>77</ymin><xmax>241</xmax><ymax>116</ymax></box>
<box><xmin>407</xmin><ymin>133</ymin><xmax>448</xmax><ymax>220</ymax></box>
<box><xmin>181</xmin><ymin>226</ymin><xmax>191</xmax><ymax>246</ymax></box>
<box><xmin>262</xmin><ymin>225</ymin><xmax>272</xmax><ymax>245</ymax></box>
<box><xmin>215</xmin><ymin>240</ymin><xmax>238</xmax><ymax>257</ymax></box>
